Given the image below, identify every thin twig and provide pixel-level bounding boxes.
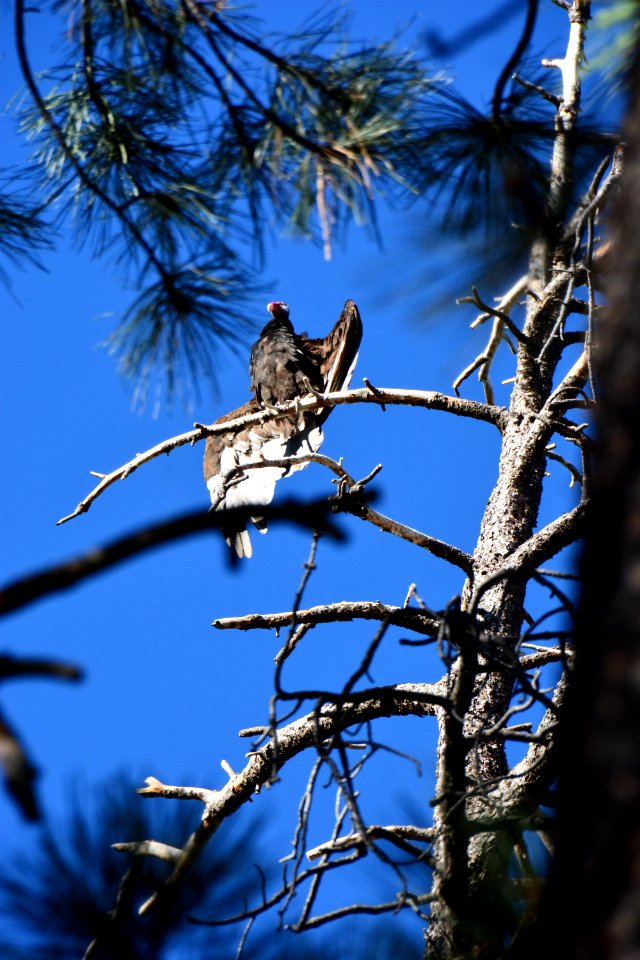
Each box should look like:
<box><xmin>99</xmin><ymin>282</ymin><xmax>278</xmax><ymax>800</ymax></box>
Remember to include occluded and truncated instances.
<box><xmin>128</xmin><ymin>680</ymin><xmax>448</xmax><ymax>915</ymax></box>
<box><xmin>454</xmin><ymin>276</ymin><xmax>528</xmax><ymax>400</ymax></box>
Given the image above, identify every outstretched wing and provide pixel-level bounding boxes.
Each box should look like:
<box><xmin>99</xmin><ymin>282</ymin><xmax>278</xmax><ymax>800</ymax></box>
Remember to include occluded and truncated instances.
<box><xmin>301</xmin><ymin>299</ymin><xmax>363</xmax><ymax>422</ymax></box>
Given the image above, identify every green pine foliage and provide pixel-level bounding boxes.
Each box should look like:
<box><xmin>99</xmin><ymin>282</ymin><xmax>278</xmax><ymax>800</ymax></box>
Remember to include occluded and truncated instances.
<box><xmin>11</xmin><ymin>0</ymin><xmax>439</xmax><ymax>403</ymax></box>
<box><xmin>7</xmin><ymin>0</ymin><xmax>615</xmax><ymax>402</ymax></box>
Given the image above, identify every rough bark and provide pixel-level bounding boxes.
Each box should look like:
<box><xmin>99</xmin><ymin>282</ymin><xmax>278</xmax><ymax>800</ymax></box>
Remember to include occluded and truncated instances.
<box><xmin>527</xmin><ymin>48</ymin><xmax>640</xmax><ymax>960</ymax></box>
<box><xmin>425</xmin><ymin>5</ymin><xmax>591</xmax><ymax>955</ymax></box>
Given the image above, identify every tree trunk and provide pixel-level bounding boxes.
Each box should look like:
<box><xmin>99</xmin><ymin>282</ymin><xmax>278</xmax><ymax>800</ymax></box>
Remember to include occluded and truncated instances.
<box><xmin>526</xmin><ymin>49</ymin><xmax>640</xmax><ymax>960</ymax></box>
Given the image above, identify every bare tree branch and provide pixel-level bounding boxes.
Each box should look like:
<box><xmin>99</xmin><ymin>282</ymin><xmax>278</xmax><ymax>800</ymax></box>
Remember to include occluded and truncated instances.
<box><xmin>294</xmin><ymin>891</ymin><xmax>435</xmax><ymax>930</ymax></box>
<box><xmin>126</xmin><ymin>680</ymin><xmax>447</xmax><ymax>915</ymax></box>
<box><xmin>0</xmin><ymin>502</ymin><xmax>344</xmax><ymax>618</ymax></box>
<box><xmin>306</xmin><ymin>824</ymin><xmax>435</xmax><ymax>862</ymax></box>
<box><xmin>454</xmin><ymin>276</ymin><xmax>528</xmax><ymax>402</ymax></box>
<box><xmin>0</xmin><ymin>654</ymin><xmax>82</xmax><ymax>682</ymax></box>
<box><xmin>335</xmin><ymin>493</ymin><xmax>474</xmax><ymax>573</ymax></box>
<box><xmin>58</xmin><ymin>386</ymin><xmax>506</xmax><ymax>525</ymax></box>
<box><xmin>213</xmin><ymin>600</ymin><xmax>440</xmax><ymax>637</ymax></box>
<box><xmin>506</xmin><ymin>500</ymin><xmax>588</xmax><ymax>569</ymax></box>
<box><xmin>222</xmin><ymin>453</ymin><xmax>472</xmax><ymax>570</ymax></box>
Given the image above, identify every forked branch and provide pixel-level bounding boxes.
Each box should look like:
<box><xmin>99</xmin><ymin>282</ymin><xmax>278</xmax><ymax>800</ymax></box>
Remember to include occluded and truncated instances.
<box><xmin>124</xmin><ymin>680</ymin><xmax>448</xmax><ymax>915</ymax></box>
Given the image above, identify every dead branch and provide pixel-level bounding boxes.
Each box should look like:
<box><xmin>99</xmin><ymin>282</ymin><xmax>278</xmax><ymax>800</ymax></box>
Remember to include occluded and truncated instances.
<box><xmin>137</xmin><ymin>776</ymin><xmax>218</xmax><ymax>804</ymax></box>
<box><xmin>192</xmin><ymin>849</ymin><xmax>364</xmax><ymax>930</ymax></box>
<box><xmin>546</xmin><ymin>349</ymin><xmax>589</xmax><ymax>409</ymax></box>
<box><xmin>203</xmin><ymin>448</ymin><xmax>468</xmax><ymax>567</ymax></box>
<box><xmin>294</xmin><ymin>891</ymin><xmax>435</xmax><ymax>930</ymax></box>
<box><xmin>236</xmin><ymin>456</ymin><xmax>472</xmax><ymax>571</ymax></box>
<box><xmin>306</xmin><ymin>824</ymin><xmax>435</xmax><ymax>861</ymax></box>
<box><xmin>546</xmin><ymin>446</ymin><xmax>583</xmax><ymax>487</ymax></box>
<box><xmin>512</xmin><ymin>71</ymin><xmax>560</xmax><ymax>106</ymax></box>
<box><xmin>57</xmin><ymin>425</ymin><xmax>209</xmax><ymax>525</ymax></box>
<box><xmin>494</xmin><ymin>673</ymin><xmax>568</xmax><ymax>816</ymax></box>
<box><xmin>459</xmin><ymin>286</ymin><xmax>529</xmax><ymax>345</ymax></box>
<box><xmin>506</xmin><ymin>500</ymin><xmax>588</xmax><ymax>570</ymax></box>
<box><xmin>454</xmin><ymin>275</ymin><xmax>528</xmax><ymax>402</ymax></box>
<box><xmin>334</xmin><ymin>493</ymin><xmax>474</xmax><ymax>573</ymax></box>
<box><xmin>126</xmin><ymin>680</ymin><xmax>447</xmax><ymax>915</ymax></box>
<box><xmin>467</xmin><ymin>500</ymin><xmax>587</xmax><ymax>617</ymax></box>
<box><xmin>112</xmin><ymin>840</ymin><xmax>183</xmax><ymax>862</ymax></box>
<box><xmin>213</xmin><ymin>600</ymin><xmax>440</xmax><ymax>637</ymax></box>
<box><xmin>58</xmin><ymin>386</ymin><xmax>506</xmax><ymax>525</ymax></box>
<box><xmin>519</xmin><ymin>648</ymin><xmax>572</xmax><ymax>670</ymax></box>
<box><xmin>561</xmin><ymin>146</ymin><xmax>624</xmax><ymax>249</ymax></box>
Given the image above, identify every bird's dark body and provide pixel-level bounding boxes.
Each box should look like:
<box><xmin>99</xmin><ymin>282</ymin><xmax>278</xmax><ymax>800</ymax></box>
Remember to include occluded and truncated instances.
<box><xmin>204</xmin><ymin>299</ymin><xmax>362</xmax><ymax>557</ymax></box>
<box><xmin>249</xmin><ymin>316</ymin><xmax>323</xmax><ymax>406</ymax></box>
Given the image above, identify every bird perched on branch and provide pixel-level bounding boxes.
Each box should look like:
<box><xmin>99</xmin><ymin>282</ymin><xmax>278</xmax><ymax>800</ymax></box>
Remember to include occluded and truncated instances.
<box><xmin>203</xmin><ymin>299</ymin><xmax>362</xmax><ymax>558</ymax></box>
<box><xmin>249</xmin><ymin>301</ymin><xmax>323</xmax><ymax>409</ymax></box>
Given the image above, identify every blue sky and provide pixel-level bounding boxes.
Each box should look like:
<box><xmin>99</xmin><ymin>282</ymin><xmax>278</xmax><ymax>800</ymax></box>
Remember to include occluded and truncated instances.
<box><xmin>0</xmin><ymin>0</ymin><xmax>591</xmax><ymax>949</ymax></box>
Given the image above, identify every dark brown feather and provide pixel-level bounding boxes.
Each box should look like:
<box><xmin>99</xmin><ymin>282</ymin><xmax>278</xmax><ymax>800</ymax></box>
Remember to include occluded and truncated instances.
<box><xmin>249</xmin><ymin>315</ymin><xmax>322</xmax><ymax>406</ymax></box>
<box><xmin>203</xmin><ymin>398</ymin><xmax>260</xmax><ymax>483</ymax></box>
<box><xmin>203</xmin><ymin>398</ymin><xmax>314</xmax><ymax>558</ymax></box>
<box><xmin>204</xmin><ymin>299</ymin><xmax>363</xmax><ymax>557</ymax></box>
<box><xmin>300</xmin><ymin>299</ymin><xmax>363</xmax><ymax>420</ymax></box>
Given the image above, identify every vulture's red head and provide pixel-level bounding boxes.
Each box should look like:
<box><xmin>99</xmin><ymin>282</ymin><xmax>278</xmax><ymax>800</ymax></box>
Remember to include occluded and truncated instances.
<box><xmin>267</xmin><ymin>301</ymin><xmax>290</xmax><ymax>320</ymax></box>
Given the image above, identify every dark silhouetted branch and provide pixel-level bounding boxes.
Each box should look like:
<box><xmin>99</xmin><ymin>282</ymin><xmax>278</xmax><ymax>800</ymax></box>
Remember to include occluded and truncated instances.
<box><xmin>1</xmin><ymin>501</ymin><xmax>345</xmax><ymax>617</ymax></box>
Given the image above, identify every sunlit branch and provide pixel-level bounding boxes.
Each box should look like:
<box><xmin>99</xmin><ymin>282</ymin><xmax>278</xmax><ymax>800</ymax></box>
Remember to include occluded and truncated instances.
<box><xmin>137</xmin><ymin>775</ymin><xmax>218</xmax><ymax>804</ymax></box>
<box><xmin>306</xmin><ymin>824</ymin><xmax>435</xmax><ymax>862</ymax></box>
<box><xmin>454</xmin><ymin>275</ymin><xmax>528</xmax><ymax>402</ymax></box>
<box><xmin>128</xmin><ymin>680</ymin><xmax>446</xmax><ymax>915</ymax></box>
<box><xmin>506</xmin><ymin>500</ymin><xmax>587</xmax><ymax>569</ymax></box>
<box><xmin>547</xmin><ymin>449</ymin><xmax>582</xmax><ymax>487</ymax></box>
<box><xmin>218</xmin><ymin>451</ymin><xmax>472</xmax><ymax>570</ymax></box>
<box><xmin>519</xmin><ymin>647</ymin><xmax>572</xmax><ymax>670</ymax></box>
<box><xmin>459</xmin><ymin>286</ymin><xmax>529</xmax><ymax>346</ymax></box>
<box><xmin>546</xmin><ymin>349</ymin><xmax>589</xmax><ymax>409</ymax></box>
<box><xmin>213</xmin><ymin>600</ymin><xmax>439</xmax><ymax>637</ymax></box>
<box><xmin>336</xmin><ymin>493</ymin><xmax>474</xmax><ymax>573</ymax></box>
<box><xmin>541</xmin><ymin>0</ymin><xmax>590</xmax><ymax>225</ymax></box>
<box><xmin>466</xmin><ymin>501</ymin><xmax>586</xmax><ymax>621</ymax></box>
<box><xmin>112</xmin><ymin>840</ymin><xmax>183</xmax><ymax>863</ymax></box>
<box><xmin>58</xmin><ymin>385</ymin><xmax>505</xmax><ymax>525</ymax></box>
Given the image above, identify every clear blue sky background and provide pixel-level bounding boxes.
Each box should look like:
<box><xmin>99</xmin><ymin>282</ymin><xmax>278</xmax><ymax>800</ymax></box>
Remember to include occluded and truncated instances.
<box><xmin>0</xmin><ymin>0</ymin><xmax>594</xmax><ymax>950</ymax></box>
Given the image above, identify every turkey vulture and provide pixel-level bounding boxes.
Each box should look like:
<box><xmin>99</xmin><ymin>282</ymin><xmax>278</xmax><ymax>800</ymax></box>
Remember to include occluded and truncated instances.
<box><xmin>249</xmin><ymin>301</ymin><xmax>324</xmax><ymax>408</ymax></box>
<box><xmin>203</xmin><ymin>299</ymin><xmax>362</xmax><ymax>558</ymax></box>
